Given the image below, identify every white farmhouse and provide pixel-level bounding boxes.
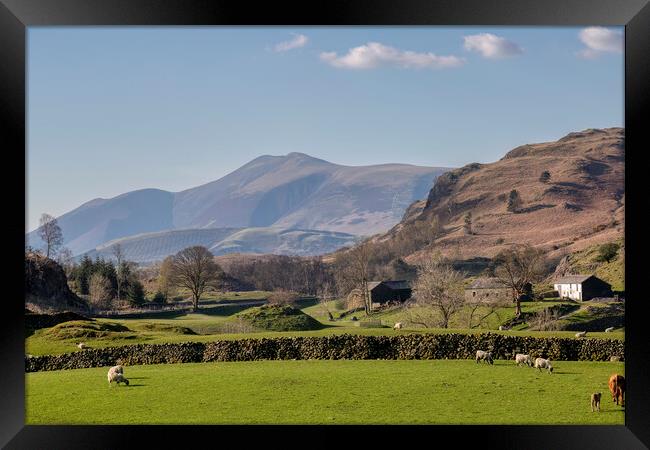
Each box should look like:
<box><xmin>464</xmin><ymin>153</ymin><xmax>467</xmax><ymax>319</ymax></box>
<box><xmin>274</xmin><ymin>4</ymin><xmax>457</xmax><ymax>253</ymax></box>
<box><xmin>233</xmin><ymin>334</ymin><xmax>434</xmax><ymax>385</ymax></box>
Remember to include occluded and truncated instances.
<box><xmin>553</xmin><ymin>275</ymin><xmax>612</xmax><ymax>301</ymax></box>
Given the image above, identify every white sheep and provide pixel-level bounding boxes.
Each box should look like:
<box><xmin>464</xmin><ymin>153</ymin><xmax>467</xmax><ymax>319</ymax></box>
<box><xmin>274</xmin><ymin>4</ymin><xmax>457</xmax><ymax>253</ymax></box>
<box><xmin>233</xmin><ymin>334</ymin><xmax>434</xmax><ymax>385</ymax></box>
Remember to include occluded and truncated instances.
<box><xmin>534</xmin><ymin>357</ymin><xmax>553</xmax><ymax>374</ymax></box>
<box><xmin>107</xmin><ymin>365</ymin><xmax>129</xmax><ymax>386</ymax></box>
<box><xmin>605</xmin><ymin>327</ymin><xmax>615</xmax><ymax>333</ymax></box>
<box><xmin>575</xmin><ymin>331</ymin><xmax>587</xmax><ymax>338</ymax></box>
<box><xmin>393</xmin><ymin>322</ymin><xmax>403</xmax><ymax>330</ymax></box>
<box><xmin>475</xmin><ymin>350</ymin><xmax>494</xmax><ymax>365</ymax></box>
<box><xmin>77</xmin><ymin>342</ymin><xmax>88</xmax><ymax>350</ymax></box>
<box><xmin>515</xmin><ymin>353</ymin><xmax>533</xmax><ymax>367</ymax></box>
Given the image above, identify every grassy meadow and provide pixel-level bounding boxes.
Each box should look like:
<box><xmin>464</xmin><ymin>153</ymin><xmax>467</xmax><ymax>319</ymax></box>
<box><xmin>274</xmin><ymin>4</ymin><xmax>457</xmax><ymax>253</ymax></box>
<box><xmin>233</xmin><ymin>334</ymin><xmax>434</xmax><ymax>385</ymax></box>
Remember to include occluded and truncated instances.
<box><xmin>25</xmin><ymin>297</ymin><xmax>624</xmax><ymax>356</ymax></box>
<box><xmin>26</xmin><ymin>359</ymin><xmax>625</xmax><ymax>425</ymax></box>
<box><xmin>25</xmin><ymin>293</ymin><xmax>625</xmax><ymax>426</ymax></box>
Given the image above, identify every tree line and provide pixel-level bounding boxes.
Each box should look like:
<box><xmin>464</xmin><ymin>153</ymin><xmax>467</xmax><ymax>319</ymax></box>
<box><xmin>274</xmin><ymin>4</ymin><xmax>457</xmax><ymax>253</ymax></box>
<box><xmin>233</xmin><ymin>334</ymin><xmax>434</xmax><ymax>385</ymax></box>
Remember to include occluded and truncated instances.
<box><xmin>30</xmin><ymin>212</ymin><xmax>551</xmax><ymax>323</ymax></box>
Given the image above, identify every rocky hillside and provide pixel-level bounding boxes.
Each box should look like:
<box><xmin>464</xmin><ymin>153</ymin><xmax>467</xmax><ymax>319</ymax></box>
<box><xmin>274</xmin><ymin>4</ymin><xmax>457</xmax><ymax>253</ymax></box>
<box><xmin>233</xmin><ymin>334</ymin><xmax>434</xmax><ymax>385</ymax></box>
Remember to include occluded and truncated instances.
<box><xmin>374</xmin><ymin>128</ymin><xmax>624</xmax><ymax>267</ymax></box>
<box><xmin>25</xmin><ymin>252</ymin><xmax>88</xmax><ymax>312</ymax></box>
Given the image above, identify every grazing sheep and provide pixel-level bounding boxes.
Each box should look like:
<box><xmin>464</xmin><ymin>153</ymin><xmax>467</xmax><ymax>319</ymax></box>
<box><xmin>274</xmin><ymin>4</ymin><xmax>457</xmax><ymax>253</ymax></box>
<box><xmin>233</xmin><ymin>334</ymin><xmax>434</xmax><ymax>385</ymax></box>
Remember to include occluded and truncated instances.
<box><xmin>591</xmin><ymin>392</ymin><xmax>602</xmax><ymax>412</ymax></box>
<box><xmin>475</xmin><ymin>350</ymin><xmax>494</xmax><ymax>365</ymax></box>
<box><xmin>534</xmin><ymin>357</ymin><xmax>553</xmax><ymax>374</ymax></box>
<box><xmin>605</xmin><ymin>327</ymin><xmax>615</xmax><ymax>333</ymax></box>
<box><xmin>515</xmin><ymin>353</ymin><xmax>533</xmax><ymax>367</ymax></box>
<box><xmin>575</xmin><ymin>331</ymin><xmax>587</xmax><ymax>338</ymax></box>
<box><xmin>393</xmin><ymin>322</ymin><xmax>403</xmax><ymax>330</ymax></box>
<box><xmin>77</xmin><ymin>342</ymin><xmax>88</xmax><ymax>350</ymax></box>
<box><xmin>107</xmin><ymin>365</ymin><xmax>129</xmax><ymax>386</ymax></box>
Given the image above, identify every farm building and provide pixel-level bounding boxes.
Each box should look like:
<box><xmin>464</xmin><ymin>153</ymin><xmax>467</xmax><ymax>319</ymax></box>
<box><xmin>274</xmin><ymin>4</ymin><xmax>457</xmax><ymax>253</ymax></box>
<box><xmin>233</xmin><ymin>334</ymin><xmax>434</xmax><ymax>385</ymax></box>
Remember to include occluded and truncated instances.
<box><xmin>553</xmin><ymin>275</ymin><xmax>612</xmax><ymax>301</ymax></box>
<box><xmin>464</xmin><ymin>278</ymin><xmax>532</xmax><ymax>303</ymax></box>
<box><xmin>366</xmin><ymin>280</ymin><xmax>412</xmax><ymax>308</ymax></box>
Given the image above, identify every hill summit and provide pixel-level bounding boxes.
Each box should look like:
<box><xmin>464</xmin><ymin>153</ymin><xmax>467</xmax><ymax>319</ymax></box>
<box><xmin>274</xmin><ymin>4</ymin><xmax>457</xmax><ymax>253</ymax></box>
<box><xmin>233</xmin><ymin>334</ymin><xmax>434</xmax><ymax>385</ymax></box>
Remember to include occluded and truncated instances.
<box><xmin>27</xmin><ymin>152</ymin><xmax>448</xmax><ymax>256</ymax></box>
<box><xmin>376</xmin><ymin>127</ymin><xmax>624</xmax><ymax>265</ymax></box>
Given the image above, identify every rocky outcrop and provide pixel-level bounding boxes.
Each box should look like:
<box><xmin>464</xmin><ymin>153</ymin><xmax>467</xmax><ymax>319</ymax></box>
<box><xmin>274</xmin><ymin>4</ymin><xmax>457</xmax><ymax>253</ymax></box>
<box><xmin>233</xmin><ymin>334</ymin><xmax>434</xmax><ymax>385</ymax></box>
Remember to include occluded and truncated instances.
<box><xmin>25</xmin><ymin>252</ymin><xmax>88</xmax><ymax>311</ymax></box>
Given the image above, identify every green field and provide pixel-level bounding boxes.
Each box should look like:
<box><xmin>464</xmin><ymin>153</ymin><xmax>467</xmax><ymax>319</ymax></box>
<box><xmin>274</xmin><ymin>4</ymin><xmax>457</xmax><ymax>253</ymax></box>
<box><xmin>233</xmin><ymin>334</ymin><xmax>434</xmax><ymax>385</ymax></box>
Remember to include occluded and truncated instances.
<box><xmin>26</xmin><ymin>359</ymin><xmax>625</xmax><ymax>425</ymax></box>
<box><xmin>25</xmin><ymin>298</ymin><xmax>624</xmax><ymax>356</ymax></box>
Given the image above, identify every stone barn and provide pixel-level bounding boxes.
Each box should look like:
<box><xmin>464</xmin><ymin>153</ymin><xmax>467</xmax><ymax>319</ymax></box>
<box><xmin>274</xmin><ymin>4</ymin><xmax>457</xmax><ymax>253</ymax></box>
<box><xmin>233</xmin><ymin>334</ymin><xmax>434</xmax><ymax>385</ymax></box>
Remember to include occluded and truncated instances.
<box><xmin>465</xmin><ymin>278</ymin><xmax>532</xmax><ymax>303</ymax></box>
<box><xmin>366</xmin><ymin>280</ymin><xmax>412</xmax><ymax>309</ymax></box>
<box><xmin>553</xmin><ymin>275</ymin><xmax>612</xmax><ymax>301</ymax></box>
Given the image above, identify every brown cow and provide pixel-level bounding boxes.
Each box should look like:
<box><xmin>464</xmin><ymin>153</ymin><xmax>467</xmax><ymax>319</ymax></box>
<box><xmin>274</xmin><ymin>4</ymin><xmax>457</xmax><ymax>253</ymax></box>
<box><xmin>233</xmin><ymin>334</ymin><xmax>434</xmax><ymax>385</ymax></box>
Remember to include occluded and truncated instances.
<box><xmin>608</xmin><ymin>374</ymin><xmax>626</xmax><ymax>406</ymax></box>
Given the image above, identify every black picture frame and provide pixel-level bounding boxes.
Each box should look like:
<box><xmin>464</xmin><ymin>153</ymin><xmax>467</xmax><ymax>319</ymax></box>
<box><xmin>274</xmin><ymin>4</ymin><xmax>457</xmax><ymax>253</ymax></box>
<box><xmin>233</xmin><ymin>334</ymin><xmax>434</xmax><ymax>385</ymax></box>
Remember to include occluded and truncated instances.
<box><xmin>1</xmin><ymin>0</ymin><xmax>648</xmax><ymax>448</ymax></box>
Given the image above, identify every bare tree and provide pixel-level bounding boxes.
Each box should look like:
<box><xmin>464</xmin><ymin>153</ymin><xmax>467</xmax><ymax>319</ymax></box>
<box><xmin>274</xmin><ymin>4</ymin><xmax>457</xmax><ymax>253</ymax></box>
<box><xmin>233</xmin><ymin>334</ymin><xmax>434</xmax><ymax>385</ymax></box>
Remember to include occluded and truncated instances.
<box><xmin>316</xmin><ymin>280</ymin><xmax>336</xmax><ymax>320</ymax></box>
<box><xmin>38</xmin><ymin>213</ymin><xmax>63</xmax><ymax>259</ymax></box>
<box><xmin>170</xmin><ymin>246</ymin><xmax>221</xmax><ymax>311</ymax></box>
<box><xmin>409</xmin><ymin>254</ymin><xmax>466</xmax><ymax>328</ymax></box>
<box><xmin>493</xmin><ymin>244</ymin><xmax>546</xmax><ymax>317</ymax></box>
<box><xmin>89</xmin><ymin>272</ymin><xmax>113</xmax><ymax>310</ymax></box>
<box><xmin>348</xmin><ymin>241</ymin><xmax>372</xmax><ymax>315</ymax></box>
<box><xmin>157</xmin><ymin>255</ymin><xmax>176</xmax><ymax>301</ymax></box>
<box><xmin>112</xmin><ymin>244</ymin><xmax>124</xmax><ymax>301</ymax></box>
<box><xmin>464</xmin><ymin>298</ymin><xmax>508</xmax><ymax>329</ymax></box>
<box><xmin>56</xmin><ymin>247</ymin><xmax>74</xmax><ymax>276</ymax></box>
<box><xmin>528</xmin><ymin>307</ymin><xmax>561</xmax><ymax>331</ymax></box>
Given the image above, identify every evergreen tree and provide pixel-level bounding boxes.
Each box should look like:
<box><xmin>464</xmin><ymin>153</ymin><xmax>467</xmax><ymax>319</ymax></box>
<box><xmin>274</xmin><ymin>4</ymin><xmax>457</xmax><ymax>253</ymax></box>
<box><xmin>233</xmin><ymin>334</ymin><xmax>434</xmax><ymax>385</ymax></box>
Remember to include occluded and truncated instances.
<box><xmin>126</xmin><ymin>280</ymin><xmax>146</xmax><ymax>306</ymax></box>
<box><xmin>507</xmin><ymin>189</ymin><xmax>522</xmax><ymax>212</ymax></box>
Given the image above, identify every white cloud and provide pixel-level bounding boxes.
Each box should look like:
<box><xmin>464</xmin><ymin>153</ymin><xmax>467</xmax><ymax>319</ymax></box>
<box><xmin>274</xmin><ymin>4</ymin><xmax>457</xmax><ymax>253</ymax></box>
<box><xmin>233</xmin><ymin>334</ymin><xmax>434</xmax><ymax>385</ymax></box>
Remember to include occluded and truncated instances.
<box><xmin>463</xmin><ymin>33</ymin><xmax>523</xmax><ymax>59</ymax></box>
<box><xmin>273</xmin><ymin>33</ymin><xmax>309</xmax><ymax>52</ymax></box>
<box><xmin>319</xmin><ymin>42</ymin><xmax>465</xmax><ymax>70</ymax></box>
<box><xmin>577</xmin><ymin>27</ymin><xmax>623</xmax><ymax>59</ymax></box>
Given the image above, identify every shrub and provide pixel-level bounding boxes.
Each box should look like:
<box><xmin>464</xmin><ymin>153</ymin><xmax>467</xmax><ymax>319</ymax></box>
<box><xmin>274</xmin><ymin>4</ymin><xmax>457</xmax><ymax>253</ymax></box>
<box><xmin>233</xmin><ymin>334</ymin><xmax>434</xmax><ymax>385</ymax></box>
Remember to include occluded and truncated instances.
<box><xmin>507</xmin><ymin>190</ymin><xmax>522</xmax><ymax>212</ymax></box>
<box><xmin>596</xmin><ymin>243</ymin><xmax>620</xmax><ymax>263</ymax></box>
<box><xmin>267</xmin><ymin>290</ymin><xmax>300</xmax><ymax>306</ymax></box>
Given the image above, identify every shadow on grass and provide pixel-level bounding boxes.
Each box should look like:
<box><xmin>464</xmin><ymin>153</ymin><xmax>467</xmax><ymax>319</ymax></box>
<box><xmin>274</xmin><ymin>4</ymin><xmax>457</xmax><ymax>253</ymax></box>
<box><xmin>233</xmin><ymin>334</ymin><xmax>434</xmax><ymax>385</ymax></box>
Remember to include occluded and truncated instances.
<box><xmin>196</xmin><ymin>304</ymin><xmax>258</xmax><ymax>317</ymax></box>
<box><xmin>294</xmin><ymin>297</ymin><xmax>319</xmax><ymax>308</ymax></box>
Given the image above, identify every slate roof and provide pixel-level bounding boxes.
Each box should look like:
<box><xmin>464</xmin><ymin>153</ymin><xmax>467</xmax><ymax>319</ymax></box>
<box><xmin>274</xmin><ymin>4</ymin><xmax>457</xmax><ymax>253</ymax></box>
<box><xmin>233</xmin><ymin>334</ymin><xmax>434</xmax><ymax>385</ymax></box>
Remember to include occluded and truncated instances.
<box><xmin>367</xmin><ymin>280</ymin><xmax>410</xmax><ymax>291</ymax></box>
<box><xmin>366</xmin><ymin>282</ymin><xmax>382</xmax><ymax>291</ymax></box>
<box><xmin>468</xmin><ymin>278</ymin><xmax>509</xmax><ymax>289</ymax></box>
<box><xmin>553</xmin><ymin>275</ymin><xmax>593</xmax><ymax>284</ymax></box>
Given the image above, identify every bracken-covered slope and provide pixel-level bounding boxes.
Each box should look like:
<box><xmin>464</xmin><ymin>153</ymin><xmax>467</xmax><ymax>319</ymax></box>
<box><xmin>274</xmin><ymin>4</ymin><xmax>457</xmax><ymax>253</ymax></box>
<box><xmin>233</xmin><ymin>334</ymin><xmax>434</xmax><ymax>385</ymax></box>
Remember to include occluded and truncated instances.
<box><xmin>28</xmin><ymin>152</ymin><xmax>448</xmax><ymax>255</ymax></box>
<box><xmin>377</xmin><ymin>128</ymin><xmax>624</xmax><ymax>264</ymax></box>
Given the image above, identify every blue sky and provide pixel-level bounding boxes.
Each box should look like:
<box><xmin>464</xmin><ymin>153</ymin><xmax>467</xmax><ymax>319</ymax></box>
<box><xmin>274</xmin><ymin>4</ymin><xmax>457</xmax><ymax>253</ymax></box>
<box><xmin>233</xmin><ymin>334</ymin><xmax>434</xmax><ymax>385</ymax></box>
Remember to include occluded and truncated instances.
<box><xmin>27</xmin><ymin>27</ymin><xmax>623</xmax><ymax>231</ymax></box>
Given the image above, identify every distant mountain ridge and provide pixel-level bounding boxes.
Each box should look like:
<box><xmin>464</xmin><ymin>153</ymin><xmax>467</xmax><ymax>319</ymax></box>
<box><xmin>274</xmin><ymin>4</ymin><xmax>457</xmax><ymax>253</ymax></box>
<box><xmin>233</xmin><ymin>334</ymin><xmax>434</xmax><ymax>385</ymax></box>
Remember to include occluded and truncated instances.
<box><xmin>81</xmin><ymin>227</ymin><xmax>359</xmax><ymax>263</ymax></box>
<box><xmin>27</xmin><ymin>152</ymin><xmax>448</xmax><ymax>256</ymax></box>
